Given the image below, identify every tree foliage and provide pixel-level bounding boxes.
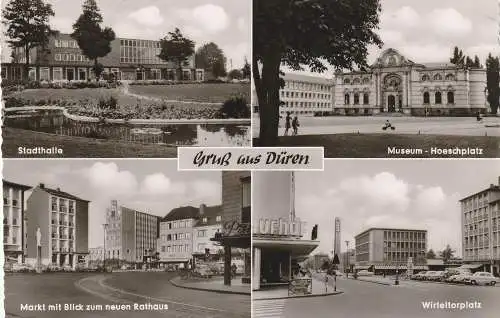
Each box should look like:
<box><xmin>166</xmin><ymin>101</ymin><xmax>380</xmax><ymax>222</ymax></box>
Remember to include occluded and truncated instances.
<box><xmin>195</xmin><ymin>42</ymin><xmax>227</xmax><ymax>78</ymax></box>
<box><xmin>253</xmin><ymin>0</ymin><xmax>383</xmax><ymax>145</ymax></box>
<box><xmin>439</xmin><ymin>245</ymin><xmax>455</xmax><ymax>263</ymax></box>
<box><xmin>450</xmin><ymin>47</ymin><xmax>482</xmax><ymax>68</ymax></box>
<box><xmin>242</xmin><ymin>57</ymin><xmax>251</xmax><ymax>78</ymax></box>
<box><xmin>228</xmin><ymin>69</ymin><xmax>243</xmax><ymax>80</ymax></box>
<box><xmin>72</xmin><ymin>0</ymin><xmax>115</xmax><ymax>79</ymax></box>
<box><xmin>2</xmin><ymin>0</ymin><xmax>57</xmax><ymax>79</ymax></box>
<box><xmin>486</xmin><ymin>53</ymin><xmax>500</xmax><ymax>114</ymax></box>
<box><xmin>159</xmin><ymin>28</ymin><xmax>195</xmax><ymax>80</ymax></box>
<box><xmin>426</xmin><ymin>249</ymin><xmax>436</xmax><ymax>259</ymax></box>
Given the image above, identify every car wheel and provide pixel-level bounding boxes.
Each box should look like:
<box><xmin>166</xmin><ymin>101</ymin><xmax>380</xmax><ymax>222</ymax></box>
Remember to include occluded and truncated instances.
<box><xmin>491</xmin><ymin>281</ymin><xmax>496</xmax><ymax>286</ymax></box>
<box><xmin>471</xmin><ymin>280</ymin><xmax>477</xmax><ymax>285</ymax></box>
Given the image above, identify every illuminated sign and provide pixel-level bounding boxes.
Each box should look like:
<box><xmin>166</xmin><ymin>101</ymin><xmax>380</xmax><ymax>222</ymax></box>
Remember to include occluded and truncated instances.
<box><xmin>254</xmin><ymin>218</ymin><xmax>302</xmax><ymax>236</ymax></box>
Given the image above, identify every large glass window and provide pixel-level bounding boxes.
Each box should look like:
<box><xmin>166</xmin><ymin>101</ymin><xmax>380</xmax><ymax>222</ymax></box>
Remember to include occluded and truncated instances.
<box><xmin>447</xmin><ymin>91</ymin><xmax>454</xmax><ymax>104</ymax></box>
<box><xmin>40</xmin><ymin>67</ymin><xmax>50</xmax><ymax>81</ymax></box>
<box><xmin>423</xmin><ymin>92</ymin><xmax>430</xmax><ymax>104</ymax></box>
<box><xmin>435</xmin><ymin>92</ymin><xmax>442</xmax><ymax>104</ymax></box>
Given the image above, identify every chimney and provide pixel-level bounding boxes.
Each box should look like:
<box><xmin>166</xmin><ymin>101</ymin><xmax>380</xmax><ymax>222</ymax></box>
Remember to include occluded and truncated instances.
<box><xmin>39</xmin><ymin>183</ymin><xmax>45</xmax><ymax>189</ymax></box>
<box><xmin>199</xmin><ymin>204</ymin><xmax>206</xmax><ymax>216</ymax></box>
<box><xmin>56</xmin><ymin>187</ymin><xmax>61</xmax><ymax>192</ymax></box>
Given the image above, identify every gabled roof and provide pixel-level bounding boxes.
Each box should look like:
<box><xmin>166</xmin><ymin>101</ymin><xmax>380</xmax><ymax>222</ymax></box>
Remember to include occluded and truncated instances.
<box><xmin>194</xmin><ymin>205</ymin><xmax>223</xmax><ymax>227</ymax></box>
<box><xmin>2</xmin><ymin>179</ymin><xmax>31</xmax><ymax>191</ymax></box>
<box><xmin>39</xmin><ymin>185</ymin><xmax>89</xmax><ymax>202</ymax></box>
<box><xmin>162</xmin><ymin>206</ymin><xmax>200</xmax><ymax>222</ymax></box>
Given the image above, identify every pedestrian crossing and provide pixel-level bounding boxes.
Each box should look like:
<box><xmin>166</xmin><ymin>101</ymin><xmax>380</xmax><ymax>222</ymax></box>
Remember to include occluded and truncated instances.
<box><xmin>253</xmin><ymin>299</ymin><xmax>287</xmax><ymax>318</ymax></box>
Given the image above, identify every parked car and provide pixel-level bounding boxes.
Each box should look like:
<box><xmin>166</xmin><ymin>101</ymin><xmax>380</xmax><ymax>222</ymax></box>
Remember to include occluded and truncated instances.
<box><xmin>357</xmin><ymin>270</ymin><xmax>374</xmax><ymax>276</ymax></box>
<box><xmin>464</xmin><ymin>272</ymin><xmax>499</xmax><ymax>286</ymax></box>
<box><xmin>421</xmin><ymin>271</ymin><xmax>437</xmax><ymax>281</ymax></box>
<box><xmin>446</xmin><ymin>272</ymin><xmax>473</xmax><ymax>284</ymax></box>
<box><xmin>411</xmin><ymin>271</ymin><xmax>428</xmax><ymax>280</ymax></box>
<box><xmin>428</xmin><ymin>271</ymin><xmax>446</xmax><ymax>281</ymax></box>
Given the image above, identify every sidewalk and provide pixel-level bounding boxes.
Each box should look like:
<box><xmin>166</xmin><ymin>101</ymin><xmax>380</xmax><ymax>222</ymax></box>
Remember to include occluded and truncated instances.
<box><xmin>253</xmin><ymin>275</ymin><xmax>343</xmax><ymax>300</ymax></box>
<box><xmin>170</xmin><ymin>276</ymin><xmax>250</xmax><ymax>295</ymax></box>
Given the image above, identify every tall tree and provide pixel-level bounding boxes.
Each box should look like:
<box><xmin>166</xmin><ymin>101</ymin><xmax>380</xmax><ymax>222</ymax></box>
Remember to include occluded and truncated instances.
<box><xmin>465</xmin><ymin>56</ymin><xmax>474</xmax><ymax>68</ymax></box>
<box><xmin>254</xmin><ymin>0</ymin><xmax>383</xmax><ymax>145</ymax></box>
<box><xmin>486</xmin><ymin>53</ymin><xmax>500</xmax><ymax>114</ymax></box>
<box><xmin>159</xmin><ymin>28</ymin><xmax>195</xmax><ymax>81</ymax></box>
<box><xmin>426</xmin><ymin>249</ymin><xmax>436</xmax><ymax>259</ymax></box>
<box><xmin>473</xmin><ymin>55</ymin><xmax>482</xmax><ymax>68</ymax></box>
<box><xmin>71</xmin><ymin>0</ymin><xmax>115</xmax><ymax>79</ymax></box>
<box><xmin>450</xmin><ymin>46</ymin><xmax>465</xmax><ymax>67</ymax></box>
<box><xmin>439</xmin><ymin>245</ymin><xmax>455</xmax><ymax>263</ymax></box>
<box><xmin>242</xmin><ymin>57</ymin><xmax>251</xmax><ymax>78</ymax></box>
<box><xmin>227</xmin><ymin>69</ymin><xmax>243</xmax><ymax>80</ymax></box>
<box><xmin>195</xmin><ymin>42</ymin><xmax>227</xmax><ymax>78</ymax></box>
<box><xmin>2</xmin><ymin>0</ymin><xmax>57</xmax><ymax>80</ymax></box>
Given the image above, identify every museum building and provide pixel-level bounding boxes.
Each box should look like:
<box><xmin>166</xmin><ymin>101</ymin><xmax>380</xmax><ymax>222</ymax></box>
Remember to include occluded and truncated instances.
<box><xmin>333</xmin><ymin>48</ymin><xmax>487</xmax><ymax>116</ymax></box>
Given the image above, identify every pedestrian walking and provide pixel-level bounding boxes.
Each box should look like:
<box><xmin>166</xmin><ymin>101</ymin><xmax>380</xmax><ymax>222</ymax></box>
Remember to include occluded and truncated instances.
<box><xmin>292</xmin><ymin>116</ymin><xmax>300</xmax><ymax>135</ymax></box>
<box><xmin>284</xmin><ymin>112</ymin><xmax>291</xmax><ymax>135</ymax></box>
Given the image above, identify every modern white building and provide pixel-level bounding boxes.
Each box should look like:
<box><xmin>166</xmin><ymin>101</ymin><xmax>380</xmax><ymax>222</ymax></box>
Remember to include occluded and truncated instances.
<box><xmin>333</xmin><ymin>48</ymin><xmax>487</xmax><ymax>116</ymax></box>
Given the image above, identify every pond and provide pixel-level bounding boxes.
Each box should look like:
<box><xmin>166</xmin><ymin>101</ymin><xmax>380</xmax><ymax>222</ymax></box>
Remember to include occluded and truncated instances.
<box><xmin>3</xmin><ymin>109</ymin><xmax>250</xmax><ymax>147</ymax></box>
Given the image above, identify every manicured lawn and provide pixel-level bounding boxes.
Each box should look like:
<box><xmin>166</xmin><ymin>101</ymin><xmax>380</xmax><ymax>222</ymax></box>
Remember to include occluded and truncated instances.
<box><xmin>254</xmin><ymin>133</ymin><xmax>500</xmax><ymax>158</ymax></box>
<box><xmin>2</xmin><ymin>127</ymin><xmax>177</xmax><ymax>158</ymax></box>
<box><xmin>128</xmin><ymin>83</ymin><xmax>250</xmax><ymax>103</ymax></box>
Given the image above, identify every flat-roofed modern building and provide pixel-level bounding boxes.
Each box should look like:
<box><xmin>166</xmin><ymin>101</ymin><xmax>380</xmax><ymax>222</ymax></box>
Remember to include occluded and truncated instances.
<box><xmin>354</xmin><ymin>227</ymin><xmax>428</xmax><ymax>273</ymax></box>
<box><xmin>460</xmin><ymin>177</ymin><xmax>500</xmax><ymax>276</ymax></box>
<box><xmin>105</xmin><ymin>200</ymin><xmax>159</xmax><ymax>265</ymax></box>
<box><xmin>3</xmin><ymin>180</ymin><xmax>31</xmax><ymax>265</ymax></box>
<box><xmin>1</xmin><ymin>33</ymin><xmax>204</xmax><ymax>82</ymax></box>
<box><xmin>25</xmin><ymin>183</ymin><xmax>89</xmax><ymax>269</ymax></box>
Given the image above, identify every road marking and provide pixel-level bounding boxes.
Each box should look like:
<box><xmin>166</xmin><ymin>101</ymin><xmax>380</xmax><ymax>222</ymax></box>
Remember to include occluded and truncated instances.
<box><xmin>253</xmin><ymin>299</ymin><xmax>286</xmax><ymax>318</ymax></box>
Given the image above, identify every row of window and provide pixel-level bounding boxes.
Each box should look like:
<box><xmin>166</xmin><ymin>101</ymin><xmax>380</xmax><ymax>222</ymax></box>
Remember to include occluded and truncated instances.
<box><xmin>422</xmin><ymin>74</ymin><xmax>455</xmax><ymax>82</ymax></box>
<box><xmin>343</xmin><ymin>77</ymin><xmax>371</xmax><ymax>85</ymax></box>
<box><xmin>423</xmin><ymin>91</ymin><xmax>454</xmax><ymax>105</ymax></box>
<box><xmin>280</xmin><ymin>101</ymin><xmax>331</xmax><ymax>108</ymax></box>
<box><xmin>383</xmin><ymin>231</ymin><xmax>426</xmax><ymax>240</ymax></box>
<box><xmin>280</xmin><ymin>90</ymin><xmax>330</xmax><ymax>99</ymax></box>
<box><xmin>284</xmin><ymin>80</ymin><xmax>331</xmax><ymax>92</ymax></box>
<box><xmin>54</xmin><ymin>53</ymin><xmax>90</xmax><ymax>62</ymax></box>
<box><xmin>54</xmin><ymin>39</ymin><xmax>79</xmax><ymax>48</ymax></box>
<box><xmin>120</xmin><ymin>39</ymin><xmax>161</xmax><ymax>48</ymax></box>
<box><xmin>384</xmin><ymin>241</ymin><xmax>425</xmax><ymax>249</ymax></box>
<box><xmin>160</xmin><ymin>244</ymin><xmax>191</xmax><ymax>253</ymax></box>
<box><xmin>344</xmin><ymin>93</ymin><xmax>370</xmax><ymax>105</ymax></box>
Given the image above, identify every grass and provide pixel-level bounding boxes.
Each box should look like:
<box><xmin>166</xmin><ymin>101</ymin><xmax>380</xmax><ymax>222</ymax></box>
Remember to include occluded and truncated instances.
<box><xmin>2</xmin><ymin>127</ymin><xmax>177</xmax><ymax>158</ymax></box>
<box><xmin>128</xmin><ymin>83</ymin><xmax>250</xmax><ymax>103</ymax></box>
<box><xmin>254</xmin><ymin>133</ymin><xmax>500</xmax><ymax>158</ymax></box>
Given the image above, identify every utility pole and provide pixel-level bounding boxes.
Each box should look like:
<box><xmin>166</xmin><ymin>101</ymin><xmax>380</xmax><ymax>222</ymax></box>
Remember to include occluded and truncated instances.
<box><xmin>345</xmin><ymin>240</ymin><xmax>350</xmax><ymax>277</ymax></box>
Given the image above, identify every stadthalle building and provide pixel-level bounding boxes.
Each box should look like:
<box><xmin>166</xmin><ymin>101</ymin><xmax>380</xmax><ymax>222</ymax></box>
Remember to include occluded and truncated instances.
<box><xmin>333</xmin><ymin>48</ymin><xmax>487</xmax><ymax>116</ymax></box>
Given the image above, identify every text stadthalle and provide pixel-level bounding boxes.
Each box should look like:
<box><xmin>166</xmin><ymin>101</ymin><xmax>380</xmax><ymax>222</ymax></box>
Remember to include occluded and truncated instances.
<box><xmin>18</xmin><ymin>146</ymin><xmax>63</xmax><ymax>155</ymax></box>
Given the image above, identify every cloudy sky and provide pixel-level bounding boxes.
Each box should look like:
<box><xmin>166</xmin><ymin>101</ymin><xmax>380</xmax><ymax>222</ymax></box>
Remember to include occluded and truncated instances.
<box><xmin>293</xmin><ymin>160</ymin><xmax>500</xmax><ymax>258</ymax></box>
<box><xmin>3</xmin><ymin>159</ymin><xmax>221</xmax><ymax>248</ymax></box>
<box><xmin>284</xmin><ymin>0</ymin><xmax>500</xmax><ymax>77</ymax></box>
<box><xmin>1</xmin><ymin>0</ymin><xmax>250</xmax><ymax>68</ymax></box>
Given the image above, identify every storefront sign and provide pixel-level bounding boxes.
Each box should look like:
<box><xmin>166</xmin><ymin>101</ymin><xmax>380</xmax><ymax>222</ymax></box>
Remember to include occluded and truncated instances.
<box><xmin>222</xmin><ymin>220</ymin><xmax>251</xmax><ymax>237</ymax></box>
<box><xmin>254</xmin><ymin>218</ymin><xmax>302</xmax><ymax>236</ymax></box>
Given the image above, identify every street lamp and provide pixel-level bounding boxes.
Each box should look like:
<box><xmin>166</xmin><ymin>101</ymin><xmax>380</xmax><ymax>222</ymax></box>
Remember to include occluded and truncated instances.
<box><xmin>103</xmin><ymin>223</ymin><xmax>108</xmax><ymax>272</ymax></box>
<box><xmin>395</xmin><ymin>263</ymin><xmax>400</xmax><ymax>285</ymax></box>
<box><xmin>345</xmin><ymin>240</ymin><xmax>350</xmax><ymax>278</ymax></box>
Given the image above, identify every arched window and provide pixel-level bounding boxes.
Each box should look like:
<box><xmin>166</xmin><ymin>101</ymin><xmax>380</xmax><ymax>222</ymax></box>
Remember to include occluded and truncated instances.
<box><xmin>435</xmin><ymin>91</ymin><xmax>442</xmax><ymax>104</ymax></box>
<box><xmin>445</xmin><ymin>74</ymin><xmax>455</xmax><ymax>81</ymax></box>
<box><xmin>353</xmin><ymin>78</ymin><xmax>361</xmax><ymax>85</ymax></box>
<box><xmin>433</xmin><ymin>74</ymin><xmax>442</xmax><ymax>81</ymax></box>
<box><xmin>421</xmin><ymin>75</ymin><xmax>429</xmax><ymax>81</ymax></box>
<box><xmin>447</xmin><ymin>91</ymin><xmax>454</xmax><ymax>104</ymax></box>
<box><xmin>362</xmin><ymin>78</ymin><xmax>370</xmax><ymax>84</ymax></box>
<box><xmin>363</xmin><ymin>93</ymin><xmax>369</xmax><ymax>105</ymax></box>
<box><xmin>423</xmin><ymin>92</ymin><xmax>430</xmax><ymax>104</ymax></box>
<box><xmin>354</xmin><ymin>93</ymin><xmax>360</xmax><ymax>104</ymax></box>
<box><xmin>343</xmin><ymin>78</ymin><xmax>350</xmax><ymax>85</ymax></box>
<box><xmin>344</xmin><ymin>94</ymin><xmax>350</xmax><ymax>105</ymax></box>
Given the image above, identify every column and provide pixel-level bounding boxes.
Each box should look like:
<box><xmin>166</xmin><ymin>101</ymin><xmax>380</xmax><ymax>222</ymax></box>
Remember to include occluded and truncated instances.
<box><xmin>253</xmin><ymin>247</ymin><xmax>261</xmax><ymax>290</ymax></box>
<box><xmin>403</xmin><ymin>73</ymin><xmax>408</xmax><ymax>107</ymax></box>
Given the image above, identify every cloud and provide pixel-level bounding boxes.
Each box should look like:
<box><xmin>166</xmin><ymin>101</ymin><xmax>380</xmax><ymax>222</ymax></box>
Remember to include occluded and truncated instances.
<box><xmin>140</xmin><ymin>173</ymin><xmax>186</xmax><ymax>195</ymax></box>
<box><xmin>176</xmin><ymin>5</ymin><xmax>229</xmax><ymax>35</ymax></box>
<box><xmin>50</xmin><ymin>17</ymin><xmax>74</xmax><ymax>33</ymax></box>
<box><xmin>191</xmin><ymin>179</ymin><xmax>221</xmax><ymax>201</ymax></box>
<box><xmin>128</xmin><ymin>6</ymin><xmax>164</xmax><ymax>27</ymax></box>
<box><xmin>237</xmin><ymin>17</ymin><xmax>247</xmax><ymax>32</ymax></box>
<box><xmin>381</xmin><ymin>6</ymin><xmax>421</xmax><ymax>30</ymax></box>
<box><xmin>427</xmin><ymin>8</ymin><xmax>472</xmax><ymax>37</ymax></box>
<box><xmin>378</xmin><ymin>30</ymin><xmax>405</xmax><ymax>44</ymax></box>
<box><xmin>82</xmin><ymin>162</ymin><xmax>138</xmax><ymax>197</ymax></box>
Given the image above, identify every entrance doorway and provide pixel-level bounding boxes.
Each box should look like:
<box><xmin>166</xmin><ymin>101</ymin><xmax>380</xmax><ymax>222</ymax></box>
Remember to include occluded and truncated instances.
<box><xmin>66</xmin><ymin>68</ymin><xmax>75</xmax><ymax>81</ymax></box>
<box><xmin>388</xmin><ymin>95</ymin><xmax>396</xmax><ymax>112</ymax></box>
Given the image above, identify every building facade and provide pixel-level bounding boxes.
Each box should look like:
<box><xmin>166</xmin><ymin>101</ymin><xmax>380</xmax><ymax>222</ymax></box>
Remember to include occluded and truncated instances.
<box><xmin>278</xmin><ymin>73</ymin><xmax>333</xmax><ymax>116</ymax></box>
<box><xmin>461</xmin><ymin>177</ymin><xmax>500</xmax><ymax>276</ymax></box>
<box><xmin>3</xmin><ymin>180</ymin><xmax>31</xmax><ymax>265</ymax></box>
<box><xmin>25</xmin><ymin>183</ymin><xmax>89</xmax><ymax>268</ymax></box>
<box><xmin>252</xmin><ymin>171</ymin><xmax>319</xmax><ymax>291</ymax></box>
<box><xmin>333</xmin><ymin>48</ymin><xmax>487</xmax><ymax>116</ymax></box>
<box><xmin>105</xmin><ymin>200</ymin><xmax>159</xmax><ymax>265</ymax></box>
<box><xmin>192</xmin><ymin>204</ymin><xmax>224</xmax><ymax>261</ymax></box>
<box><xmin>354</xmin><ymin>228</ymin><xmax>427</xmax><ymax>273</ymax></box>
<box><xmin>1</xmin><ymin>33</ymin><xmax>204</xmax><ymax>82</ymax></box>
<box><xmin>88</xmin><ymin>246</ymin><xmax>105</xmax><ymax>265</ymax></box>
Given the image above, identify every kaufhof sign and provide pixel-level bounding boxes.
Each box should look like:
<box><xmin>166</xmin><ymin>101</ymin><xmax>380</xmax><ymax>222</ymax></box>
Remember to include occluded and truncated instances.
<box><xmin>254</xmin><ymin>218</ymin><xmax>303</xmax><ymax>237</ymax></box>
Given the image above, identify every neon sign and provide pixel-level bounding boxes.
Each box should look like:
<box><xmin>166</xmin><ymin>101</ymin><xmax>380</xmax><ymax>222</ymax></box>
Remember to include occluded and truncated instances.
<box><xmin>254</xmin><ymin>218</ymin><xmax>302</xmax><ymax>236</ymax></box>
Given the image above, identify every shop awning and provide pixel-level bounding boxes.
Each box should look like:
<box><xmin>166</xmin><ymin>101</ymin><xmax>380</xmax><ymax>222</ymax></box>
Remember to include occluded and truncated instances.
<box><xmin>253</xmin><ymin>237</ymin><xmax>319</xmax><ymax>259</ymax></box>
<box><xmin>457</xmin><ymin>264</ymin><xmax>483</xmax><ymax>269</ymax></box>
<box><xmin>159</xmin><ymin>258</ymin><xmax>189</xmax><ymax>263</ymax></box>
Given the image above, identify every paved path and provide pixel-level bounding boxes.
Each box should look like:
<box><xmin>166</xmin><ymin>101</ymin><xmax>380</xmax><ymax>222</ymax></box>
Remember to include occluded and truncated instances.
<box><xmin>170</xmin><ymin>276</ymin><xmax>250</xmax><ymax>294</ymax></box>
<box><xmin>253</xmin><ymin>115</ymin><xmax>500</xmax><ymax>137</ymax></box>
<box><xmin>253</xmin><ymin>299</ymin><xmax>287</xmax><ymax>318</ymax></box>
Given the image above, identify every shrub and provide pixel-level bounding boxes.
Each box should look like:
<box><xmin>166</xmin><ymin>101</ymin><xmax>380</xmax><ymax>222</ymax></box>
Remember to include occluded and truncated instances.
<box><xmin>3</xmin><ymin>97</ymin><xmax>25</xmax><ymax>108</ymax></box>
<box><xmin>219</xmin><ymin>96</ymin><xmax>250</xmax><ymax>118</ymax></box>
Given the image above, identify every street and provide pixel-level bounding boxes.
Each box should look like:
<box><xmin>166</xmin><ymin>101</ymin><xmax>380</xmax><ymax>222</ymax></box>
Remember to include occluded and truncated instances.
<box><xmin>253</xmin><ymin>115</ymin><xmax>500</xmax><ymax>137</ymax></box>
<box><xmin>5</xmin><ymin>272</ymin><xmax>250</xmax><ymax>318</ymax></box>
<box><xmin>253</xmin><ymin>277</ymin><xmax>500</xmax><ymax>318</ymax></box>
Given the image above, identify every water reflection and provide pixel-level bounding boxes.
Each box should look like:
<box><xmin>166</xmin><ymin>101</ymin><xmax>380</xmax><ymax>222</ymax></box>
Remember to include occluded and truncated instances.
<box><xmin>4</xmin><ymin>109</ymin><xmax>250</xmax><ymax>146</ymax></box>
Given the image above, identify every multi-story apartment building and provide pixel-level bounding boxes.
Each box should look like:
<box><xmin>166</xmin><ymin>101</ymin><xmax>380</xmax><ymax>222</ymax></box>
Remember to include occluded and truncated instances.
<box><xmin>105</xmin><ymin>200</ymin><xmax>159</xmax><ymax>265</ymax></box>
<box><xmin>3</xmin><ymin>180</ymin><xmax>31</xmax><ymax>265</ymax></box>
<box><xmin>461</xmin><ymin>177</ymin><xmax>500</xmax><ymax>276</ymax></box>
<box><xmin>25</xmin><ymin>183</ymin><xmax>89</xmax><ymax>268</ymax></box>
<box><xmin>88</xmin><ymin>246</ymin><xmax>105</xmax><ymax>265</ymax></box>
<box><xmin>1</xmin><ymin>33</ymin><xmax>204</xmax><ymax>82</ymax></box>
<box><xmin>355</xmin><ymin>228</ymin><xmax>427</xmax><ymax>273</ymax></box>
<box><xmin>278</xmin><ymin>73</ymin><xmax>333</xmax><ymax>116</ymax></box>
<box><xmin>157</xmin><ymin>206</ymin><xmax>199</xmax><ymax>268</ymax></box>
<box><xmin>192</xmin><ymin>204</ymin><xmax>223</xmax><ymax>261</ymax></box>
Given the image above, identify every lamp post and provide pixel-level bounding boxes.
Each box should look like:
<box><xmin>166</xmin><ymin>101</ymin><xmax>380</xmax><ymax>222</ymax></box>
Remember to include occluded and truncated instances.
<box><xmin>103</xmin><ymin>223</ymin><xmax>108</xmax><ymax>272</ymax></box>
<box><xmin>395</xmin><ymin>263</ymin><xmax>400</xmax><ymax>285</ymax></box>
<box><xmin>345</xmin><ymin>240</ymin><xmax>350</xmax><ymax>278</ymax></box>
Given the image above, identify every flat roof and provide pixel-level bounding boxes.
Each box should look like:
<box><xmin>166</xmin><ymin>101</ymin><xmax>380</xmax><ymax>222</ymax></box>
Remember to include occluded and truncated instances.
<box><xmin>459</xmin><ymin>183</ymin><xmax>500</xmax><ymax>202</ymax></box>
<box><xmin>282</xmin><ymin>72</ymin><xmax>333</xmax><ymax>84</ymax></box>
<box><xmin>2</xmin><ymin>179</ymin><xmax>31</xmax><ymax>191</ymax></box>
<box><xmin>355</xmin><ymin>227</ymin><xmax>427</xmax><ymax>238</ymax></box>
